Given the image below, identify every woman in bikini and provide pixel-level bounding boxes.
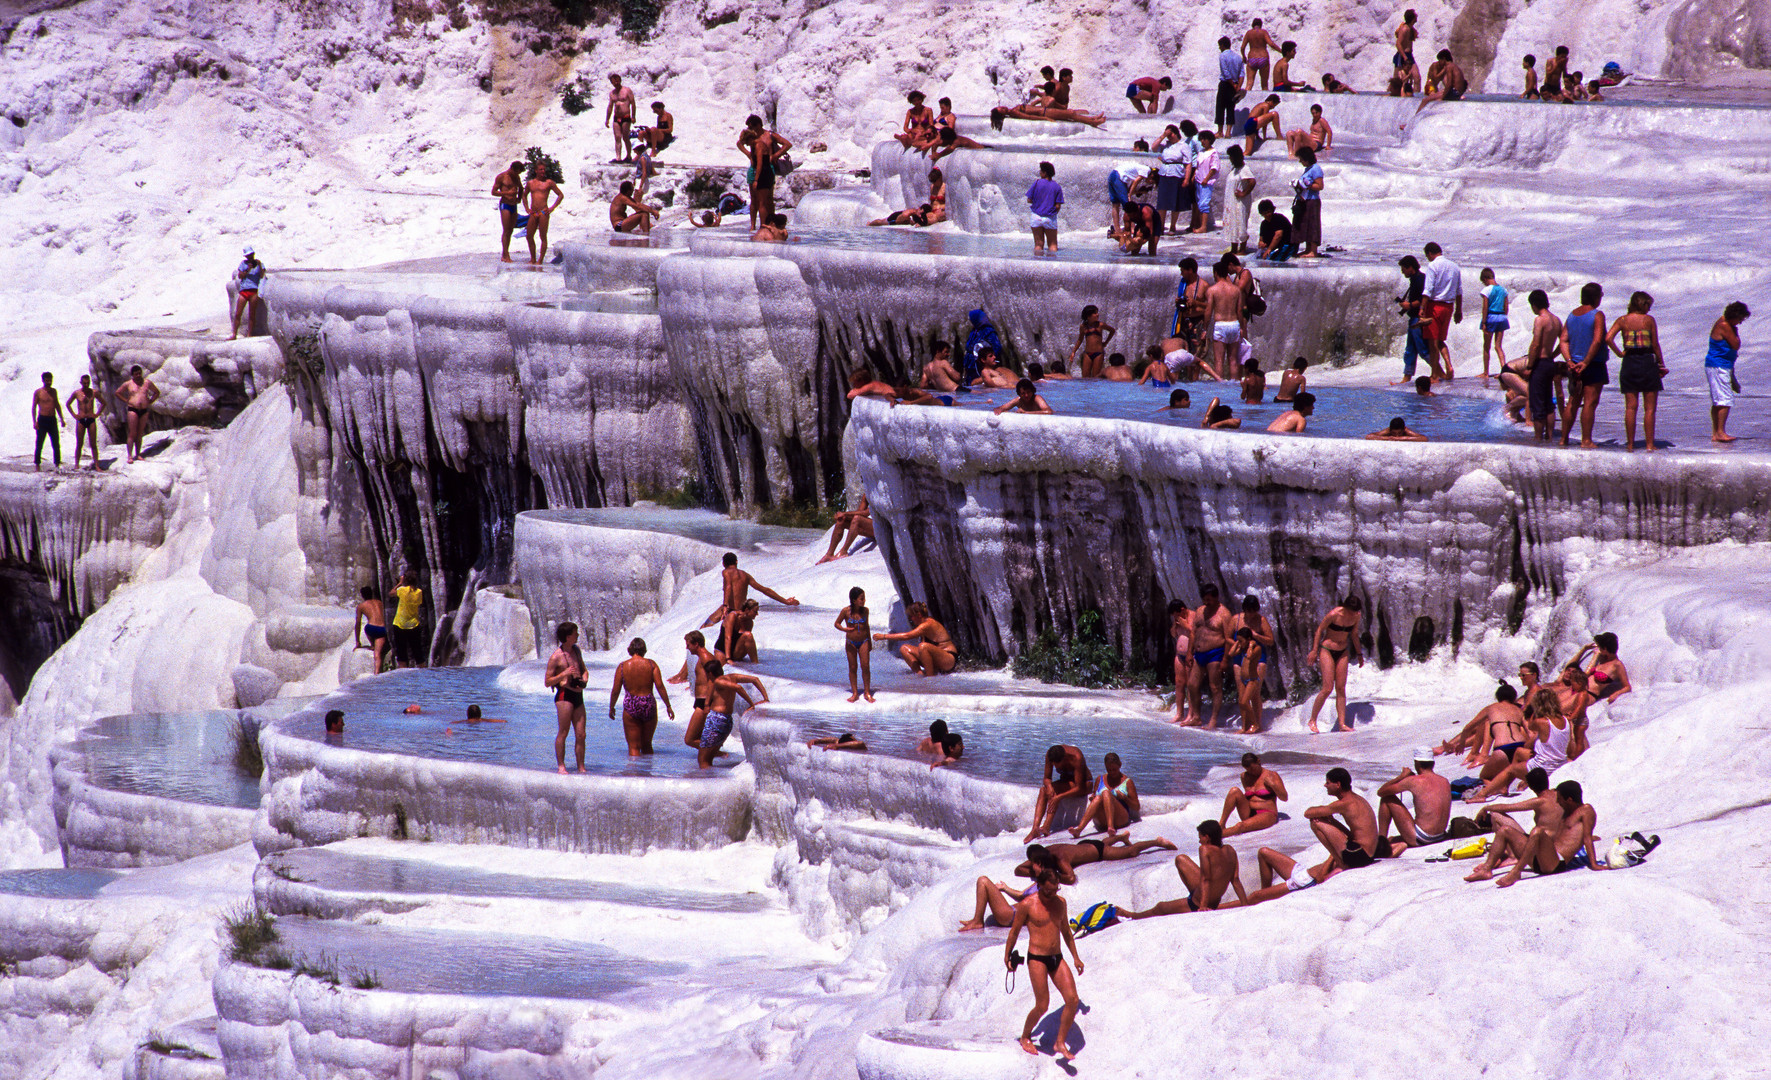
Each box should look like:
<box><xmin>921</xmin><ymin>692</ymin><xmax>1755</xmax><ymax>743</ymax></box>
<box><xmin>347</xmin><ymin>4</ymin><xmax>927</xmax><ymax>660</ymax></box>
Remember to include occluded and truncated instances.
<box><xmin>873</xmin><ymin>601</ymin><xmax>957</xmax><ymax>676</ymax></box>
<box><xmin>544</xmin><ymin>621</ymin><xmax>589</xmax><ymax>774</ymax></box>
<box><xmin>1067</xmin><ymin>305</ymin><xmax>1116</xmax><ymax>379</ymax></box>
<box><xmin>1167</xmin><ymin>599</ymin><xmax>1194</xmax><ymax>723</ymax></box>
<box><xmin>1228</xmin><ymin>627</ymin><xmax>1267</xmax><ymax>734</ymax></box>
<box><xmin>926</xmin><ymin>168</ymin><xmax>948</xmax><ymax>223</ymax></box>
<box><xmin>835</xmin><ymin>586</ymin><xmax>874</xmax><ymax>703</ymax></box>
<box><xmin>1474</xmin><ymin>685</ymin><xmax>1542</xmax><ymax>787</ymax></box>
<box><xmin>1220</xmin><ymin>751</ymin><xmax>1288</xmax><ymax>837</ymax></box>
<box><xmin>1605</xmin><ymin>291</ymin><xmax>1667</xmax><ymax>452</ymax></box>
<box><xmin>1572</xmin><ymin>632</ymin><xmax>1631</xmax><ymax>717</ymax></box>
<box><xmin>1306</xmin><ymin>595</ymin><xmax>1363</xmax><ymax>733</ymax></box>
<box><xmin>1068</xmin><ymin>752</ymin><xmax>1141</xmax><ymax>839</ymax></box>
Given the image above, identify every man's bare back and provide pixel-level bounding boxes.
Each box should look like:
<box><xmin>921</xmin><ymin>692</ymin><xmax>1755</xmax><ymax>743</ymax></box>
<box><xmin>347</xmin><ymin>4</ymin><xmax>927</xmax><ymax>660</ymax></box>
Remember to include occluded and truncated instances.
<box><xmin>1206</xmin><ymin>279</ymin><xmax>1243</xmax><ymax>324</ymax></box>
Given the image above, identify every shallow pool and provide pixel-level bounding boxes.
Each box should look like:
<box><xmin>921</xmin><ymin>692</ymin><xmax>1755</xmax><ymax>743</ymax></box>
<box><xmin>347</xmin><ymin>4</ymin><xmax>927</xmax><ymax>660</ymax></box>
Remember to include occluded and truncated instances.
<box><xmin>287</xmin><ymin>666</ymin><xmax>739</xmax><ymax>777</ymax></box>
<box><xmin>265</xmin><ymin>847</ymin><xmax>769</xmax><ymax>912</ymax></box>
<box><xmin>70</xmin><ymin>711</ymin><xmax>264</xmax><ymax>809</ymax></box>
<box><xmin>269</xmin><ymin>916</ymin><xmax>686</xmax><ymax>999</ymax></box>
<box><xmin>771</xmin><ymin>707</ymin><xmax>1343</xmax><ymax>796</ymax></box>
<box><xmin>521</xmin><ymin>507</ymin><xmax>825</xmax><ymax>551</ymax></box>
<box><xmin>0</xmin><ymin>868</ymin><xmax>123</xmax><ymax>899</ymax></box>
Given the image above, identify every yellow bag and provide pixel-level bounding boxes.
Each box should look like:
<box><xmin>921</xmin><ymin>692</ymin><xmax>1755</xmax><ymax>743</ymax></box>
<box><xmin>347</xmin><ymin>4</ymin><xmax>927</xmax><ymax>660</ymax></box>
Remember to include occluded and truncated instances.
<box><xmin>1447</xmin><ymin>838</ymin><xmax>1490</xmax><ymax>860</ymax></box>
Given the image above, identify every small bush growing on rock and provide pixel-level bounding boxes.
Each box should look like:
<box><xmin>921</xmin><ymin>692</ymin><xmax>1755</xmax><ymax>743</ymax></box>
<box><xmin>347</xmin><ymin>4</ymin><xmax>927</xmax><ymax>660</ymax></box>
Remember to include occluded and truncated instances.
<box><xmin>525</xmin><ymin>146</ymin><xmax>564</xmax><ymax>183</ymax></box>
<box><xmin>223</xmin><ymin>903</ymin><xmax>278</xmax><ymax>964</ymax></box>
<box><xmin>1013</xmin><ymin>609</ymin><xmax>1134</xmax><ymax>689</ymax></box>
<box><xmin>558</xmin><ymin>75</ymin><xmax>597</xmax><ymax>116</ymax></box>
<box><xmin>683</xmin><ymin>171</ymin><xmax>729</xmax><ymax>210</ymax></box>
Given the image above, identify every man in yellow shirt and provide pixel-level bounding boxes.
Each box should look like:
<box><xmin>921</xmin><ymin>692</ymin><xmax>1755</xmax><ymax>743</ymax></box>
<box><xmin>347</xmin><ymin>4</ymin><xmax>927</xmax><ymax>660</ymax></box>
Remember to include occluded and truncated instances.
<box><xmin>391</xmin><ymin>572</ymin><xmax>426</xmax><ymax>669</ymax></box>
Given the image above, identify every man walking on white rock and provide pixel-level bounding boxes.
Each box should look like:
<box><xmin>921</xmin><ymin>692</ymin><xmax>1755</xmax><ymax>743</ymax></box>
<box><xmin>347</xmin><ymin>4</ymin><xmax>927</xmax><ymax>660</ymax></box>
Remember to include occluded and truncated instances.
<box><xmin>605</xmin><ymin>74</ymin><xmax>636</xmax><ymax>163</ymax></box>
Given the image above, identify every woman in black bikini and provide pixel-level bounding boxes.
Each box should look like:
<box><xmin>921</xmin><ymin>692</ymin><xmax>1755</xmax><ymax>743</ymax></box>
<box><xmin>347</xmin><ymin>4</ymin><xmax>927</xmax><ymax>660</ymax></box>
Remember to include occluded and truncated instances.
<box><xmin>1477</xmin><ymin>687</ymin><xmax>1540</xmax><ymax>783</ymax></box>
<box><xmin>1306</xmin><ymin>595</ymin><xmax>1363</xmax><ymax>733</ymax></box>
<box><xmin>1220</xmin><ymin>751</ymin><xmax>1289</xmax><ymax>837</ymax></box>
<box><xmin>545</xmin><ymin>621</ymin><xmax>589</xmax><ymax>774</ymax></box>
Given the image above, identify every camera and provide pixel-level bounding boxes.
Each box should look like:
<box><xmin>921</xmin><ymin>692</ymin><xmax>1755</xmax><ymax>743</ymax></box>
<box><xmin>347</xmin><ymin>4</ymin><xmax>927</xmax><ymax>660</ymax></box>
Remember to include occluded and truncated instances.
<box><xmin>1007</xmin><ymin>950</ymin><xmax>1024</xmax><ymax>971</ymax></box>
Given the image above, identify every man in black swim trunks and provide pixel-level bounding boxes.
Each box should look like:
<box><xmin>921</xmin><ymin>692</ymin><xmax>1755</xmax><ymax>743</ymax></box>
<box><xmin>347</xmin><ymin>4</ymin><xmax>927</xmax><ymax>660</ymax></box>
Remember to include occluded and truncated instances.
<box><xmin>69</xmin><ymin>374</ymin><xmax>102</xmax><ymax>470</ymax></box>
<box><xmin>546</xmin><ymin>621</ymin><xmax>589</xmax><ymax>774</ymax></box>
<box><xmin>670</xmin><ymin>630</ymin><xmax>719</xmax><ymax>748</ymax></box>
<box><xmin>1305</xmin><ymin>767</ymin><xmax>1388</xmax><ymax>868</ymax></box>
<box><xmin>1121</xmin><ymin>819</ymin><xmax>1246</xmax><ymax>918</ymax></box>
<box><xmin>113</xmin><ymin>364</ymin><xmax>159</xmax><ymax>465</ymax></box>
<box><xmin>1005</xmin><ymin>870</ymin><xmax>1084</xmax><ymax>1062</ymax></box>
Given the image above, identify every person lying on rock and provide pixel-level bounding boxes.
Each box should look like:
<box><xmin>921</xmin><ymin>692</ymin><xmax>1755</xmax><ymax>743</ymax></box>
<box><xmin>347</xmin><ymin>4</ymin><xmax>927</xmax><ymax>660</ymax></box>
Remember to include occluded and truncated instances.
<box><xmin>1014</xmin><ymin>837</ymin><xmax>1178</xmax><ymax>884</ymax></box>
<box><xmin>807</xmin><ymin>732</ymin><xmax>868</xmax><ymax>751</ymax></box>
<box><xmin>993</xmin><ymin>378</ymin><xmax>1053</xmax><ymax>415</ymax></box>
<box><xmin>845</xmin><ymin>368</ymin><xmax>898</xmax><ymax>406</ymax></box>
<box><xmin>1121</xmin><ymin>819</ymin><xmax>1247</xmax><ymax>918</ymax></box>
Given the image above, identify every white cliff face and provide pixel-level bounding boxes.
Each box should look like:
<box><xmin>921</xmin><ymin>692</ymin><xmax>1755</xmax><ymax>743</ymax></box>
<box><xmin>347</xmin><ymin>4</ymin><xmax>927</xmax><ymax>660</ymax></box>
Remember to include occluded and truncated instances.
<box><xmin>849</xmin><ymin>399</ymin><xmax>1771</xmax><ymax>678</ymax></box>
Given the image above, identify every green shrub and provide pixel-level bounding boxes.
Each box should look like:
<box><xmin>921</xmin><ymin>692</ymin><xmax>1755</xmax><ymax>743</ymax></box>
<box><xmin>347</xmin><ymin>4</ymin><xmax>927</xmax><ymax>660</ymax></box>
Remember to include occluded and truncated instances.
<box><xmin>620</xmin><ymin>0</ymin><xmax>662</xmax><ymax>38</ymax></box>
<box><xmin>525</xmin><ymin>146</ymin><xmax>564</xmax><ymax>183</ymax></box>
<box><xmin>1012</xmin><ymin>609</ymin><xmax>1139</xmax><ymax>689</ymax></box>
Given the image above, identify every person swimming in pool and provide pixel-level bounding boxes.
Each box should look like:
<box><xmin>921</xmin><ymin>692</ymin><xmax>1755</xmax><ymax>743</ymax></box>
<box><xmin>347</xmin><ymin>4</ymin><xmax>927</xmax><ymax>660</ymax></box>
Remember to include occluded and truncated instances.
<box><xmin>546</xmin><ymin>621</ymin><xmax>590</xmax><ymax>774</ymax></box>
<box><xmin>1365</xmin><ymin>416</ymin><xmax>1427</xmax><ymax>441</ymax></box>
<box><xmin>1201</xmin><ymin>398</ymin><xmax>1241</xmax><ymax>429</ymax></box>
<box><xmin>1156</xmin><ymin>387</ymin><xmax>1193</xmax><ymax>412</ymax></box>
<box><xmin>611</xmin><ymin>636</ymin><xmax>674</xmax><ymax>756</ymax></box>
<box><xmin>1306</xmin><ymin>595</ymin><xmax>1363</xmax><ymax>733</ymax></box>
<box><xmin>1220</xmin><ymin>752</ymin><xmax>1289</xmax><ymax>837</ymax></box>
<box><xmin>1187</xmin><ymin>584</ymin><xmax>1235</xmax><ymax>727</ymax></box>
<box><xmin>1068</xmin><ymin>752</ymin><xmax>1141</xmax><ymax>838</ymax></box>
<box><xmin>460</xmin><ymin>704</ymin><xmax>505</xmax><ymax>723</ymax></box>
<box><xmin>1266</xmin><ymin>390</ymin><xmax>1314</xmax><ymax>432</ymax></box>
<box><xmin>835</xmin><ymin>586</ymin><xmax>875</xmax><ymax>703</ymax></box>
<box><xmin>807</xmin><ymin>732</ymin><xmax>868</xmax><ymax>751</ymax></box>
<box><xmin>929</xmin><ymin>732</ymin><xmax>965</xmax><ymax>769</ymax></box>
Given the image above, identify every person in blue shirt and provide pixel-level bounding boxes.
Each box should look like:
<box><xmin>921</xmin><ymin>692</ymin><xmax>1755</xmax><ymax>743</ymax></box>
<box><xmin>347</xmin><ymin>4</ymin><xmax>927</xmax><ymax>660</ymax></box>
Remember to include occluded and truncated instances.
<box><xmin>230</xmin><ymin>245</ymin><xmax>265</xmax><ymax>340</ymax></box>
<box><xmin>1026</xmin><ymin>161</ymin><xmax>1064</xmax><ymax>255</ymax></box>
<box><xmin>1707</xmin><ymin>301</ymin><xmax>1751</xmax><ymax>443</ymax></box>
<box><xmin>1293</xmin><ymin>149</ymin><xmax>1324</xmax><ymax>258</ymax></box>
<box><xmin>1215</xmin><ymin>37</ymin><xmax>1246</xmax><ymax>138</ymax></box>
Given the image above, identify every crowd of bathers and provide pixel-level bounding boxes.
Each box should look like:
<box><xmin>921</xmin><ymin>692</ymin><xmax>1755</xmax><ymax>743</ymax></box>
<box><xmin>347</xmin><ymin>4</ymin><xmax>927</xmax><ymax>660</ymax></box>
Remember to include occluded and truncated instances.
<box><xmin>974</xmin><ymin>625</ymin><xmax>1638</xmax><ymax>1061</ymax></box>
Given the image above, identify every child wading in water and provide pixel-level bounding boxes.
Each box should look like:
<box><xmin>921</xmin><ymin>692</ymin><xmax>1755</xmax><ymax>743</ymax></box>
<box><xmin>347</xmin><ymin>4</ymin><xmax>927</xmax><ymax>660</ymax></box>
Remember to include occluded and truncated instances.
<box><xmin>1479</xmin><ymin>267</ymin><xmax>1510</xmax><ymax>379</ymax></box>
<box><xmin>836</xmin><ymin>586</ymin><xmax>874</xmax><ymax>702</ymax></box>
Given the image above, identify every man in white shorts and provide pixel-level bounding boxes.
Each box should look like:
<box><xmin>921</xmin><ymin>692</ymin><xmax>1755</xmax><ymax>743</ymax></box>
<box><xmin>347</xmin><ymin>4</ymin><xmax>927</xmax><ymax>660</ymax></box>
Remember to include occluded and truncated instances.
<box><xmin>1026</xmin><ymin>161</ymin><xmax>1064</xmax><ymax>255</ymax></box>
<box><xmin>1204</xmin><ymin>261</ymin><xmax>1246</xmax><ymax>380</ymax></box>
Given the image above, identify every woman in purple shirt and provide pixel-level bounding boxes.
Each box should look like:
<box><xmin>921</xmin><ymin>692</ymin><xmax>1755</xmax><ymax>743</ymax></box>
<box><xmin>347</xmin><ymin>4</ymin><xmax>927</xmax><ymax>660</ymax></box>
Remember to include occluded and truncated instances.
<box><xmin>1027</xmin><ymin>161</ymin><xmax>1064</xmax><ymax>255</ymax></box>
